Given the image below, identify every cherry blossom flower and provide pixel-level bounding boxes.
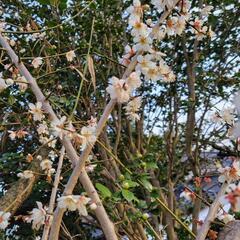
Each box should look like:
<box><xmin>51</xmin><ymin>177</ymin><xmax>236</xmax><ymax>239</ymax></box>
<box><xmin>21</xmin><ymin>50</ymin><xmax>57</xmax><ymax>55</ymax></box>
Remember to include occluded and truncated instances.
<box><xmin>126</xmin><ymin>72</ymin><xmax>142</xmax><ymax>90</ymax></box>
<box><xmin>175</xmin><ymin>15</ymin><xmax>186</xmax><ymax>36</ymax></box>
<box><xmin>142</xmin><ymin>66</ymin><xmax>159</xmax><ymax>81</ymax></box>
<box><xmin>26</xmin><ymin>154</ymin><xmax>33</xmax><ymax>163</ymax></box>
<box><xmin>57</xmin><ymin>195</ymin><xmax>78</xmax><ymax>211</ymax></box>
<box><xmin>201</xmin><ymin>5</ymin><xmax>213</xmax><ymax>17</ymax></box>
<box><xmin>0</xmin><ymin>211</ymin><xmax>11</xmax><ymax>230</ymax></box>
<box><xmin>37</xmin><ymin>122</ymin><xmax>49</xmax><ymax>135</ymax></box>
<box><xmin>16</xmin><ymin>76</ymin><xmax>28</xmax><ymax>92</ymax></box>
<box><xmin>9</xmin><ymin>39</ymin><xmax>16</xmax><ymax>47</ymax></box>
<box><xmin>29</xmin><ymin>102</ymin><xmax>44</xmax><ymax>121</ymax></box>
<box><xmin>8</xmin><ymin>130</ymin><xmax>17</xmax><ymax>140</ymax></box>
<box><xmin>218</xmin><ymin>161</ymin><xmax>240</xmax><ymax>183</ymax></box>
<box><xmin>124</xmin><ymin>97</ymin><xmax>142</xmax><ymax>121</ymax></box>
<box><xmin>32</xmin><ymin>57</ymin><xmax>43</xmax><ymax>69</ymax></box>
<box><xmin>17</xmin><ymin>170</ymin><xmax>34</xmax><ymax>179</ymax></box>
<box><xmin>5</xmin><ymin>78</ymin><xmax>14</xmax><ymax>86</ymax></box>
<box><xmin>151</xmin><ymin>0</ymin><xmax>175</xmax><ymax>12</ymax></box>
<box><xmin>26</xmin><ymin>201</ymin><xmax>47</xmax><ymax>230</ymax></box>
<box><xmin>85</xmin><ymin>164</ymin><xmax>97</xmax><ymax>173</ymax></box>
<box><xmin>152</xmin><ymin>26</ymin><xmax>166</xmax><ymax>40</ymax></box>
<box><xmin>180</xmin><ymin>188</ymin><xmax>196</xmax><ymax>201</ymax></box>
<box><xmin>136</xmin><ymin>54</ymin><xmax>155</xmax><ymax>72</ymax></box>
<box><xmin>16</xmin><ymin>129</ymin><xmax>28</xmax><ymax>138</ymax></box>
<box><xmin>66</xmin><ymin>50</ymin><xmax>76</xmax><ymax>62</ymax></box>
<box><xmin>166</xmin><ymin>17</ymin><xmax>177</xmax><ymax>36</ymax></box>
<box><xmin>57</xmin><ymin>195</ymin><xmax>91</xmax><ymax>216</ymax></box>
<box><xmin>119</xmin><ymin>45</ymin><xmax>135</xmax><ymax>66</ymax></box>
<box><xmin>51</xmin><ymin>116</ymin><xmax>67</xmax><ymax>139</ymax></box>
<box><xmin>40</xmin><ymin>159</ymin><xmax>53</xmax><ymax>171</ymax></box>
<box><xmin>126</xmin><ymin>0</ymin><xmax>142</xmax><ymax>25</ymax></box>
<box><xmin>8</xmin><ymin>130</ymin><xmax>28</xmax><ymax>140</ymax></box>
<box><xmin>39</xmin><ymin>135</ymin><xmax>57</xmax><ymax>148</ymax></box>
<box><xmin>208</xmin><ymin>26</ymin><xmax>215</xmax><ymax>39</ymax></box>
<box><xmin>133</xmin><ymin>34</ymin><xmax>152</xmax><ymax>52</ymax></box>
<box><xmin>80</xmin><ymin>126</ymin><xmax>96</xmax><ymax>150</ymax></box>
<box><xmin>106</xmin><ymin>76</ymin><xmax>130</xmax><ymax>103</ymax></box>
<box><xmin>131</xmin><ymin>21</ymin><xmax>149</xmax><ymax>37</ymax></box>
<box><xmin>76</xmin><ymin>195</ymin><xmax>91</xmax><ymax>216</ymax></box>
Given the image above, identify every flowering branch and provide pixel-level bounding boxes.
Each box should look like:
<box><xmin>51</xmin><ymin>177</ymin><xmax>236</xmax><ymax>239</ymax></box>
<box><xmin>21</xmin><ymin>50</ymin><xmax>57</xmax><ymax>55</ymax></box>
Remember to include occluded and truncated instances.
<box><xmin>196</xmin><ymin>182</ymin><xmax>228</xmax><ymax>240</ymax></box>
<box><xmin>0</xmin><ymin>32</ymin><xmax>117</xmax><ymax>240</ymax></box>
<box><xmin>41</xmin><ymin>146</ymin><xmax>65</xmax><ymax>240</ymax></box>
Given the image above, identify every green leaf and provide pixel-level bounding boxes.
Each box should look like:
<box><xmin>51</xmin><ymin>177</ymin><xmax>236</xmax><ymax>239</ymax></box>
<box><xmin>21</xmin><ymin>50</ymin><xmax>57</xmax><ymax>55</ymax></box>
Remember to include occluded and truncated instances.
<box><xmin>96</xmin><ymin>183</ymin><xmax>112</xmax><ymax>199</ymax></box>
<box><xmin>8</xmin><ymin>95</ymin><xmax>16</xmax><ymax>105</ymax></box>
<box><xmin>146</xmin><ymin>162</ymin><xmax>158</xmax><ymax>169</ymax></box>
<box><xmin>122</xmin><ymin>180</ymin><xmax>139</xmax><ymax>188</ymax></box>
<box><xmin>121</xmin><ymin>189</ymin><xmax>139</xmax><ymax>202</ymax></box>
<box><xmin>141</xmin><ymin>179</ymin><xmax>153</xmax><ymax>192</ymax></box>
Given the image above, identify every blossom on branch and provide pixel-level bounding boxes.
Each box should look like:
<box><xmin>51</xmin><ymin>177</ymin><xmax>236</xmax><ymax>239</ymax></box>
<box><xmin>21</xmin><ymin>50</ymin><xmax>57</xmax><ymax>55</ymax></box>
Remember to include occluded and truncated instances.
<box><xmin>26</xmin><ymin>201</ymin><xmax>47</xmax><ymax>230</ymax></box>
<box><xmin>0</xmin><ymin>211</ymin><xmax>11</xmax><ymax>230</ymax></box>
<box><xmin>66</xmin><ymin>50</ymin><xmax>76</xmax><ymax>62</ymax></box>
<box><xmin>32</xmin><ymin>57</ymin><xmax>43</xmax><ymax>69</ymax></box>
<box><xmin>28</xmin><ymin>102</ymin><xmax>44</xmax><ymax>121</ymax></box>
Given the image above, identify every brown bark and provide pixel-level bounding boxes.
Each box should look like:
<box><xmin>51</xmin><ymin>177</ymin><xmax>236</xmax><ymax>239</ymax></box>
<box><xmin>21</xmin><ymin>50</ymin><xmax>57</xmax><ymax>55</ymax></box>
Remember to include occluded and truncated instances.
<box><xmin>218</xmin><ymin>220</ymin><xmax>240</xmax><ymax>240</ymax></box>
<box><xmin>0</xmin><ymin>147</ymin><xmax>49</xmax><ymax>214</ymax></box>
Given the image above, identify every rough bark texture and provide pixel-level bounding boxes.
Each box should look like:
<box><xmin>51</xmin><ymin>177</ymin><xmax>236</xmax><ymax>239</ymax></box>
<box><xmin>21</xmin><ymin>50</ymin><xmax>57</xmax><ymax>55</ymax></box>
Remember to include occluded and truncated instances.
<box><xmin>218</xmin><ymin>220</ymin><xmax>240</xmax><ymax>240</ymax></box>
<box><xmin>0</xmin><ymin>147</ymin><xmax>49</xmax><ymax>214</ymax></box>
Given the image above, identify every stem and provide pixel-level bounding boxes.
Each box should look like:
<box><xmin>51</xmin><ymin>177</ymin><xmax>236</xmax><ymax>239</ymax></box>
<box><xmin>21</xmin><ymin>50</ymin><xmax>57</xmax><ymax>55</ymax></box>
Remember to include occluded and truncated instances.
<box><xmin>196</xmin><ymin>182</ymin><xmax>228</xmax><ymax>240</ymax></box>
<box><xmin>41</xmin><ymin>147</ymin><xmax>65</xmax><ymax>240</ymax></box>
<box><xmin>0</xmin><ymin>33</ymin><xmax>117</xmax><ymax>240</ymax></box>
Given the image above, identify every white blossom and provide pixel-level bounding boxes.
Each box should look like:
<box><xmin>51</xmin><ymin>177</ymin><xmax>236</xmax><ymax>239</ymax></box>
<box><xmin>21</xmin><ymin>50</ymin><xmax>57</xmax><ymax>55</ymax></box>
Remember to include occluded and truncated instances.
<box><xmin>106</xmin><ymin>76</ymin><xmax>130</xmax><ymax>103</ymax></box>
<box><xmin>66</xmin><ymin>50</ymin><xmax>76</xmax><ymax>62</ymax></box>
<box><xmin>80</xmin><ymin>126</ymin><xmax>96</xmax><ymax>150</ymax></box>
<box><xmin>29</xmin><ymin>102</ymin><xmax>44</xmax><ymax>121</ymax></box>
<box><xmin>26</xmin><ymin>201</ymin><xmax>46</xmax><ymax>230</ymax></box>
<box><xmin>133</xmin><ymin>35</ymin><xmax>152</xmax><ymax>52</ymax></box>
<box><xmin>51</xmin><ymin>116</ymin><xmax>67</xmax><ymax>139</ymax></box>
<box><xmin>37</xmin><ymin>122</ymin><xmax>49</xmax><ymax>135</ymax></box>
<box><xmin>32</xmin><ymin>57</ymin><xmax>43</xmax><ymax>69</ymax></box>
<box><xmin>201</xmin><ymin>5</ymin><xmax>213</xmax><ymax>17</ymax></box>
<box><xmin>126</xmin><ymin>72</ymin><xmax>142</xmax><ymax>90</ymax></box>
<box><xmin>0</xmin><ymin>211</ymin><xmax>11</xmax><ymax>230</ymax></box>
<box><xmin>218</xmin><ymin>161</ymin><xmax>240</xmax><ymax>183</ymax></box>
<box><xmin>57</xmin><ymin>195</ymin><xmax>91</xmax><ymax>216</ymax></box>
<box><xmin>124</xmin><ymin>97</ymin><xmax>142</xmax><ymax>121</ymax></box>
<box><xmin>40</xmin><ymin>159</ymin><xmax>53</xmax><ymax>171</ymax></box>
<box><xmin>16</xmin><ymin>76</ymin><xmax>28</xmax><ymax>92</ymax></box>
<box><xmin>17</xmin><ymin>170</ymin><xmax>34</xmax><ymax>179</ymax></box>
<box><xmin>136</xmin><ymin>54</ymin><xmax>155</xmax><ymax>73</ymax></box>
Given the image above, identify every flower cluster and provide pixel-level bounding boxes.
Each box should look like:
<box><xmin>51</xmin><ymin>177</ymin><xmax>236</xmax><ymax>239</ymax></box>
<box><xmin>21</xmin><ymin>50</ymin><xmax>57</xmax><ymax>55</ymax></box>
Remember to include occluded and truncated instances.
<box><xmin>17</xmin><ymin>170</ymin><xmax>34</xmax><ymax>179</ymax></box>
<box><xmin>111</xmin><ymin>0</ymin><xmax>214</xmax><ymax>121</ymax></box>
<box><xmin>40</xmin><ymin>158</ymin><xmax>55</xmax><ymax>180</ymax></box>
<box><xmin>0</xmin><ymin>73</ymin><xmax>14</xmax><ymax>93</ymax></box>
<box><xmin>106</xmin><ymin>72</ymin><xmax>141</xmax><ymax>104</ymax></box>
<box><xmin>26</xmin><ymin>201</ymin><xmax>47</xmax><ymax>230</ymax></box>
<box><xmin>57</xmin><ymin>194</ymin><xmax>91</xmax><ymax>216</ymax></box>
<box><xmin>218</xmin><ymin>161</ymin><xmax>240</xmax><ymax>183</ymax></box>
<box><xmin>124</xmin><ymin>96</ymin><xmax>142</xmax><ymax>121</ymax></box>
<box><xmin>8</xmin><ymin>129</ymin><xmax>28</xmax><ymax>140</ymax></box>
